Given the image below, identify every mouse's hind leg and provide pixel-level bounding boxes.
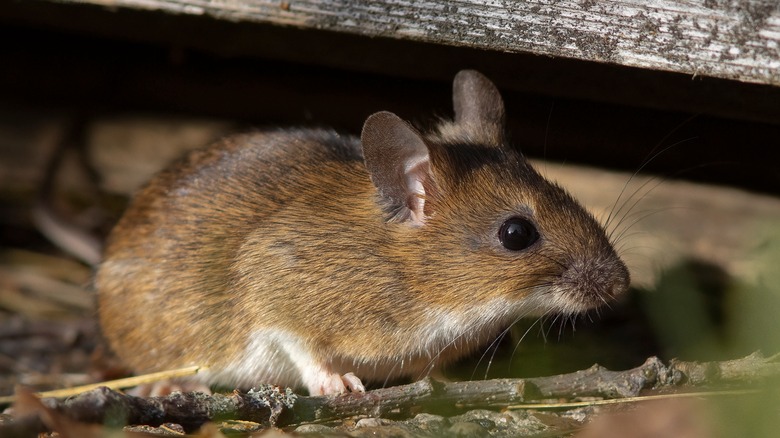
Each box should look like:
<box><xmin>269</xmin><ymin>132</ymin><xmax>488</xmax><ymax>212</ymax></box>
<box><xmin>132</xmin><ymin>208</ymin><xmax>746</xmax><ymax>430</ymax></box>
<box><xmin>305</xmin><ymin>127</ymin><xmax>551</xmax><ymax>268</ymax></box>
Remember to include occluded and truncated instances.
<box><xmin>281</xmin><ymin>341</ymin><xmax>366</xmax><ymax>395</ymax></box>
<box><xmin>240</xmin><ymin>329</ymin><xmax>366</xmax><ymax>395</ymax></box>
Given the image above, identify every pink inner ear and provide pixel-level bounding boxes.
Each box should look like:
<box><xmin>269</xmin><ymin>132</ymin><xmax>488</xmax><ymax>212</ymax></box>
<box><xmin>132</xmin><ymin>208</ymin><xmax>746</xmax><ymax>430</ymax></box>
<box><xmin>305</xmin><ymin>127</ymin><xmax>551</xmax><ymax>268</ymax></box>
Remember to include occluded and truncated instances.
<box><xmin>405</xmin><ymin>158</ymin><xmax>430</xmax><ymax>226</ymax></box>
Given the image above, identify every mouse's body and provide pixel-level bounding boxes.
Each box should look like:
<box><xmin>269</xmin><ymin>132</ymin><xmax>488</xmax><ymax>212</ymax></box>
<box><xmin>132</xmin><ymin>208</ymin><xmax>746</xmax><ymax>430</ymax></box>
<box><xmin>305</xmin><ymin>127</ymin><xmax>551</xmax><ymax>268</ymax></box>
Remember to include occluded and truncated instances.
<box><xmin>96</xmin><ymin>70</ymin><xmax>629</xmax><ymax>396</ymax></box>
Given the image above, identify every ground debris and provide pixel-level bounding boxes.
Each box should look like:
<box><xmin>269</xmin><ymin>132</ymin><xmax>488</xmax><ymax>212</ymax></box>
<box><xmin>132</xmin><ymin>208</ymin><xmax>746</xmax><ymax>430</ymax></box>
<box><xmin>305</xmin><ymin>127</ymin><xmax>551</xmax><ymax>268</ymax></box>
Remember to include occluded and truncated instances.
<box><xmin>1</xmin><ymin>352</ymin><xmax>778</xmax><ymax>437</ymax></box>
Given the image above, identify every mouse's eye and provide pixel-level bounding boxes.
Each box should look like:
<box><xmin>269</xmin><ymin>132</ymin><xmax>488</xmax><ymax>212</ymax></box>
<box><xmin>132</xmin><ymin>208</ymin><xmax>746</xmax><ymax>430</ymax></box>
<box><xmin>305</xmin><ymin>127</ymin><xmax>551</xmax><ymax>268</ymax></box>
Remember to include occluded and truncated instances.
<box><xmin>499</xmin><ymin>217</ymin><xmax>539</xmax><ymax>251</ymax></box>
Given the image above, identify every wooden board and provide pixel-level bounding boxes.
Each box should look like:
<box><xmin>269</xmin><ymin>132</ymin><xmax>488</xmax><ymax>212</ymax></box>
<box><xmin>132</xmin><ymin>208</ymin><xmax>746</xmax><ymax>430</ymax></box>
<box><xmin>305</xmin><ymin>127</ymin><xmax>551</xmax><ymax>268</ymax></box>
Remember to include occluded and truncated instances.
<box><xmin>47</xmin><ymin>0</ymin><xmax>780</xmax><ymax>87</ymax></box>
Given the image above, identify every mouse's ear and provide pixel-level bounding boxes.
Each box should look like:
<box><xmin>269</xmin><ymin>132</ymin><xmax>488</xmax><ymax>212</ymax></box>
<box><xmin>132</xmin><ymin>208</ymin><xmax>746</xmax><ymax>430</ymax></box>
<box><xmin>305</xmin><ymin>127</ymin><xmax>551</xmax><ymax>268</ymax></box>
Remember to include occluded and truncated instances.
<box><xmin>452</xmin><ymin>70</ymin><xmax>505</xmax><ymax>143</ymax></box>
<box><xmin>361</xmin><ymin>111</ymin><xmax>431</xmax><ymax>226</ymax></box>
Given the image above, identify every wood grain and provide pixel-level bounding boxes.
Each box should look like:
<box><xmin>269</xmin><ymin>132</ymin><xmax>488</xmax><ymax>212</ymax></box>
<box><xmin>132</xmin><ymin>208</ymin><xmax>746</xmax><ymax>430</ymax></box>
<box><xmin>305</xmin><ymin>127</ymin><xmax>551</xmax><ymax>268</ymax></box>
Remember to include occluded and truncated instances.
<box><xmin>51</xmin><ymin>0</ymin><xmax>780</xmax><ymax>86</ymax></box>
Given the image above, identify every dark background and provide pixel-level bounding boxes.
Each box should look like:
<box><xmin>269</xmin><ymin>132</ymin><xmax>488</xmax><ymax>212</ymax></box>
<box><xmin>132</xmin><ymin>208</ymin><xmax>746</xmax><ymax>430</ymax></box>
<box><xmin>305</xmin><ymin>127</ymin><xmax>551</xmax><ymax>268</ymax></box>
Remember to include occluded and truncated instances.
<box><xmin>1</xmin><ymin>1</ymin><xmax>779</xmax><ymax>196</ymax></box>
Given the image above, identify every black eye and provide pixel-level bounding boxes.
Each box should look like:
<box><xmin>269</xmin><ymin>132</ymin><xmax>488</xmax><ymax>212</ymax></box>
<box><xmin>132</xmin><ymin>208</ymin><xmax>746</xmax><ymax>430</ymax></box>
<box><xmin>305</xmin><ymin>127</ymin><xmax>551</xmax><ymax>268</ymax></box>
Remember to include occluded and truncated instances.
<box><xmin>499</xmin><ymin>217</ymin><xmax>539</xmax><ymax>251</ymax></box>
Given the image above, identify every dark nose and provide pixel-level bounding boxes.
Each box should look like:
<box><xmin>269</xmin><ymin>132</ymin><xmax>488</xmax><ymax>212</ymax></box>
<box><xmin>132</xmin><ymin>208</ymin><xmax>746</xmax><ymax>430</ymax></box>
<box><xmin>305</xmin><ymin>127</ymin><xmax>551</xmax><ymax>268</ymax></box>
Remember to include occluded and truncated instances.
<box><xmin>609</xmin><ymin>267</ymin><xmax>630</xmax><ymax>299</ymax></box>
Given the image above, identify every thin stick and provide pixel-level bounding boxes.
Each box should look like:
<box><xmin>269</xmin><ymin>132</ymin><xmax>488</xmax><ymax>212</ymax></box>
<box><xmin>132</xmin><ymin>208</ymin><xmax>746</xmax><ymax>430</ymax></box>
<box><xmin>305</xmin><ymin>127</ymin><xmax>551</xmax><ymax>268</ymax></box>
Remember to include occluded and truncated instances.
<box><xmin>507</xmin><ymin>389</ymin><xmax>761</xmax><ymax>410</ymax></box>
<box><xmin>0</xmin><ymin>365</ymin><xmax>202</xmax><ymax>404</ymax></box>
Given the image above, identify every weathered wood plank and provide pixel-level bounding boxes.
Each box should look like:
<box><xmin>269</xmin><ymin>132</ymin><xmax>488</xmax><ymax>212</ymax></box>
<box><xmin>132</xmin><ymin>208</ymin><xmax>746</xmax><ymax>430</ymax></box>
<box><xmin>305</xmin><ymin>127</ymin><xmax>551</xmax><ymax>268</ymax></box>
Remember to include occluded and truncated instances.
<box><xmin>48</xmin><ymin>0</ymin><xmax>780</xmax><ymax>86</ymax></box>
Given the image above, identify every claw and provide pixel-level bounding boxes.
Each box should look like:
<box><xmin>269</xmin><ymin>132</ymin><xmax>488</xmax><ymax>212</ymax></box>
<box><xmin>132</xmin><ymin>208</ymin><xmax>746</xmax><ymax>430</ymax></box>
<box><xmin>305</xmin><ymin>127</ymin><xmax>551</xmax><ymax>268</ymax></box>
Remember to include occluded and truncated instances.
<box><xmin>342</xmin><ymin>372</ymin><xmax>366</xmax><ymax>392</ymax></box>
<box><xmin>309</xmin><ymin>371</ymin><xmax>366</xmax><ymax>395</ymax></box>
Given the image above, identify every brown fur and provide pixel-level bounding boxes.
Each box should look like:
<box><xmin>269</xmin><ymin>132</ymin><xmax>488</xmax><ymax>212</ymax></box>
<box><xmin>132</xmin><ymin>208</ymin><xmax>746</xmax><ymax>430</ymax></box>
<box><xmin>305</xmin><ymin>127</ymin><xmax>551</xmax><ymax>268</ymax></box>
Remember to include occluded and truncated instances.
<box><xmin>96</xmin><ymin>70</ymin><xmax>629</xmax><ymax>394</ymax></box>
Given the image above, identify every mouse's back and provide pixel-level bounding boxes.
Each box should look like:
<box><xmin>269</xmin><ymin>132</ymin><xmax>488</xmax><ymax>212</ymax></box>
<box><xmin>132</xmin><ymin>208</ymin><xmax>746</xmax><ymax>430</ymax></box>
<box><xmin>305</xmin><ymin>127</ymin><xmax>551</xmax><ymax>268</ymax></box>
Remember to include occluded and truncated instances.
<box><xmin>96</xmin><ymin>128</ymin><xmax>374</xmax><ymax>377</ymax></box>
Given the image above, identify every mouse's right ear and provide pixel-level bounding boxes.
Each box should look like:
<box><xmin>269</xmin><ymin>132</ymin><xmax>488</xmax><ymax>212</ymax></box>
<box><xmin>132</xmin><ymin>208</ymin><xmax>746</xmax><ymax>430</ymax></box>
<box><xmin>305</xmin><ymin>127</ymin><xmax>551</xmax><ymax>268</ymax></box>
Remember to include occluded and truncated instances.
<box><xmin>453</xmin><ymin>70</ymin><xmax>505</xmax><ymax>144</ymax></box>
<box><xmin>361</xmin><ymin>111</ymin><xmax>431</xmax><ymax>227</ymax></box>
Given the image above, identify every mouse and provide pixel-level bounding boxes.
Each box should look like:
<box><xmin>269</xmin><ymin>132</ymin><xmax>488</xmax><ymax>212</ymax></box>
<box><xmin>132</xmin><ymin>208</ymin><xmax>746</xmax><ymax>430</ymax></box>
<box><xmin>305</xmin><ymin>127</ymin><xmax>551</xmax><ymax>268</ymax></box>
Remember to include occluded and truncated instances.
<box><xmin>96</xmin><ymin>70</ymin><xmax>630</xmax><ymax>396</ymax></box>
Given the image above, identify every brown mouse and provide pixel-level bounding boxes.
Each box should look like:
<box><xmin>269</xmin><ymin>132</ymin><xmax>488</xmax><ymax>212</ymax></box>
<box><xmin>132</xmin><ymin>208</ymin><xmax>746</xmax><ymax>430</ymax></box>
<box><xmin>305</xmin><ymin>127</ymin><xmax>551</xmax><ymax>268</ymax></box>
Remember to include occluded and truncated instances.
<box><xmin>96</xmin><ymin>70</ymin><xmax>630</xmax><ymax>396</ymax></box>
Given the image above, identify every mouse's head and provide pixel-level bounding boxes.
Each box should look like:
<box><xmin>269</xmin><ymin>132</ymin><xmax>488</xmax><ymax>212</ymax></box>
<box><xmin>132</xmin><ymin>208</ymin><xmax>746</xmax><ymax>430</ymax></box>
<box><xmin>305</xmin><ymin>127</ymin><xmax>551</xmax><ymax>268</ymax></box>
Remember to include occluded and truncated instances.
<box><xmin>361</xmin><ymin>70</ymin><xmax>629</xmax><ymax>318</ymax></box>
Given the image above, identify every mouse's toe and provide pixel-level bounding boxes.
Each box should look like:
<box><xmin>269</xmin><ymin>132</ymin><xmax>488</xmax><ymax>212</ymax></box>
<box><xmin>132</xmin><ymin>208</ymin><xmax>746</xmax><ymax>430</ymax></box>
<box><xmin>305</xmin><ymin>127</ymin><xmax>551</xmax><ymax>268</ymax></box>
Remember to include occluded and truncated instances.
<box><xmin>305</xmin><ymin>370</ymin><xmax>366</xmax><ymax>395</ymax></box>
<box><xmin>341</xmin><ymin>372</ymin><xmax>366</xmax><ymax>393</ymax></box>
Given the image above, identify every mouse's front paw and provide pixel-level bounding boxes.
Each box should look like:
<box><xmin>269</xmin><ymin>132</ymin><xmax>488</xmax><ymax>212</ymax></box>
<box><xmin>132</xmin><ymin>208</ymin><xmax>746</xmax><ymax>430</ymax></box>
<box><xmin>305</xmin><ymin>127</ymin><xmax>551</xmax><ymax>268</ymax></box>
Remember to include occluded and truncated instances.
<box><xmin>309</xmin><ymin>371</ymin><xmax>366</xmax><ymax>396</ymax></box>
<box><xmin>341</xmin><ymin>372</ymin><xmax>366</xmax><ymax>392</ymax></box>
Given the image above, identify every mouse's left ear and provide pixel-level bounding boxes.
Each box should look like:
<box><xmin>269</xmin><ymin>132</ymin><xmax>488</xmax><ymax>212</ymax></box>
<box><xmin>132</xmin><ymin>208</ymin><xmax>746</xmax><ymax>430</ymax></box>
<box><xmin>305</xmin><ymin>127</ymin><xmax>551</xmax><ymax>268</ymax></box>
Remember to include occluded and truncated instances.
<box><xmin>452</xmin><ymin>70</ymin><xmax>505</xmax><ymax>143</ymax></box>
<box><xmin>361</xmin><ymin>111</ymin><xmax>432</xmax><ymax>227</ymax></box>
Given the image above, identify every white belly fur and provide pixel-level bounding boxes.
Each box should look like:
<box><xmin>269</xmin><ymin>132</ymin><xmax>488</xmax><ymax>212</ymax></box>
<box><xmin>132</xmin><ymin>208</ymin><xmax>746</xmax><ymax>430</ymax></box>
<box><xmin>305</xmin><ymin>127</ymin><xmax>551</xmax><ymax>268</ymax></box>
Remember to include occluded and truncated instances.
<box><xmin>201</xmin><ymin>287</ymin><xmax>560</xmax><ymax>391</ymax></box>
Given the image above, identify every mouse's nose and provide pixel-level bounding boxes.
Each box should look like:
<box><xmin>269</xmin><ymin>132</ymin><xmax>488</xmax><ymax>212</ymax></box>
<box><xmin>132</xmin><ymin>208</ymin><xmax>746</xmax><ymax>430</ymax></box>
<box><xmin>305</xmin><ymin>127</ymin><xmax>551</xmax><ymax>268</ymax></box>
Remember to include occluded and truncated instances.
<box><xmin>610</xmin><ymin>274</ymin><xmax>630</xmax><ymax>299</ymax></box>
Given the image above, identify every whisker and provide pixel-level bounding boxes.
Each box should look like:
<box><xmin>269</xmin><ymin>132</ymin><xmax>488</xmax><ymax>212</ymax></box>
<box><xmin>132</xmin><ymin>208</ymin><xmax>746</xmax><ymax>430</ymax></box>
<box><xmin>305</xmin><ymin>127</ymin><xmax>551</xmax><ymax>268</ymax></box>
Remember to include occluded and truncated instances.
<box><xmin>604</xmin><ymin>114</ymin><xmax>698</xmax><ymax>228</ymax></box>
<box><xmin>470</xmin><ymin>327</ymin><xmax>509</xmax><ymax>381</ymax></box>
<box><xmin>608</xmin><ymin>168</ymin><xmax>685</xmax><ymax>241</ymax></box>
<box><xmin>473</xmin><ymin>304</ymin><xmax>546</xmax><ymax>380</ymax></box>
<box><xmin>612</xmin><ymin>206</ymin><xmax>684</xmax><ymax>246</ymax></box>
<box><xmin>605</xmin><ymin>123</ymin><xmax>698</xmax><ymax>233</ymax></box>
<box><xmin>610</xmin><ymin>159</ymin><xmax>732</xmax><ymax>244</ymax></box>
<box><xmin>544</xmin><ymin>314</ymin><xmax>561</xmax><ymax>340</ymax></box>
<box><xmin>482</xmin><ymin>329</ymin><xmax>510</xmax><ymax>381</ymax></box>
<box><xmin>416</xmin><ymin>283</ymin><xmax>547</xmax><ymax>382</ymax></box>
<box><xmin>586</xmin><ymin>311</ymin><xmax>595</xmax><ymax>324</ymax></box>
<box><xmin>382</xmin><ymin>358</ymin><xmax>404</xmax><ymax>389</ymax></box>
<box><xmin>557</xmin><ymin>316</ymin><xmax>567</xmax><ymax>340</ymax></box>
<box><xmin>509</xmin><ymin>315</ymin><xmax>546</xmax><ymax>370</ymax></box>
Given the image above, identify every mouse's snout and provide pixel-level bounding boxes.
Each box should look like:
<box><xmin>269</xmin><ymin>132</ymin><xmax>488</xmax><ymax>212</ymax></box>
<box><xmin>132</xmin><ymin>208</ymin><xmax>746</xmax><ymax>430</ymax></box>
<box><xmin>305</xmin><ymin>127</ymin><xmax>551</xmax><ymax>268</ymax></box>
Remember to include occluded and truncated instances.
<box><xmin>551</xmin><ymin>252</ymin><xmax>630</xmax><ymax>313</ymax></box>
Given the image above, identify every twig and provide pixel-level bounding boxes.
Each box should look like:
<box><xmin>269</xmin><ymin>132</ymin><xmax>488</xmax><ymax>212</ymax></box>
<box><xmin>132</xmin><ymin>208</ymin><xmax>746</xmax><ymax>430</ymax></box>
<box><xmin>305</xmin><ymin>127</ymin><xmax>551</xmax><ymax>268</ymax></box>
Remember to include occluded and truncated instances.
<box><xmin>5</xmin><ymin>385</ymin><xmax>295</xmax><ymax>436</ymax></box>
<box><xmin>289</xmin><ymin>352</ymin><xmax>779</xmax><ymax>424</ymax></box>
<box><xmin>2</xmin><ymin>352</ymin><xmax>778</xmax><ymax>435</ymax></box>
<box><xmin>507</xmin><ymin>388</ymin><xmax>761</xmax><ymax>410</ymax></box>
<box><xmin>0</xmin><ymin>366</ymin><xmax>202</xmax><ymax>405</ymax></box>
